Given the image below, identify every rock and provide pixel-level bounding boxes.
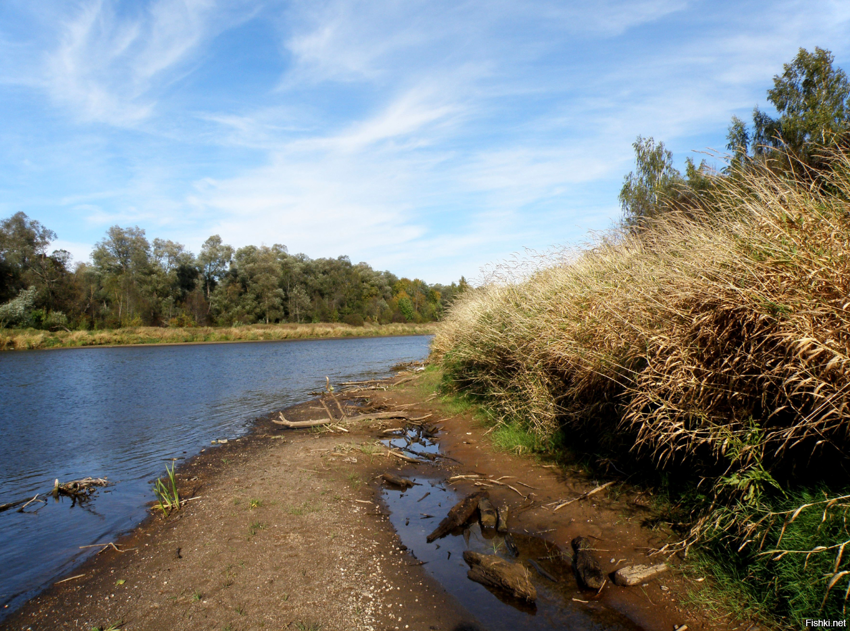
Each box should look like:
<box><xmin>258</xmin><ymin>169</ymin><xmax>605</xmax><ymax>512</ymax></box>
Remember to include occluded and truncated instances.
<box><xmin>463</xmin><ymin>551</ymin><xmax>537</xmax><ymax>602</ymax></box>
<box><xmin>611</xmin><ymin>563</ymin><xmax>668</xmax><ymax>587</ymax></box>
<box><xmin>571</xmin><ymin>536</ymin><xmax>605</xmax><ymax>590</ymax></box>
<box><xmin>478</xmin><ymin>497</ymin><xmax>497</xmax><ymax>528</ymax></box>
<box><xmin>426</xmin><ymin>491</ymin><xmax>488</xmax><ymax>542</ymax></box>
<box><xmin>496</xmin><ymin>503</ymin><xmax>509</xmax><ymax>533</ymax></box>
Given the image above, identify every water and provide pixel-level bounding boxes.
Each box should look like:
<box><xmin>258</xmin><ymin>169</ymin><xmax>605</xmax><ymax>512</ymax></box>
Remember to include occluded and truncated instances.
<box><xmin>0</xmin><ymin>335</ymin><xmax>432</xmax><ymax>619</ymax></box>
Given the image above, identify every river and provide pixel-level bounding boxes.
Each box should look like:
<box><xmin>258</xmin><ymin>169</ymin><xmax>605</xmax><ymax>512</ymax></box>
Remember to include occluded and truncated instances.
<box><xmin>0</xmin><ymin>335</ymin><xmax>432</xmax><ymax>619</ymax></box>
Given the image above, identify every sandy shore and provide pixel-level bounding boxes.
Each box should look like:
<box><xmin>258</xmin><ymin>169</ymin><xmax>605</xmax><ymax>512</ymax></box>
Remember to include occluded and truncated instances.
<box><xmin>2</xmin><ymin>372</ymin><xmax>753</xmax><ymax>631</ymax></box>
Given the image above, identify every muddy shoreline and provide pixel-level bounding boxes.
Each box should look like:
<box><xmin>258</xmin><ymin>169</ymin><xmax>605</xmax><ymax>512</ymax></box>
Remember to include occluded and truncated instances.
<box><xmin>2</xmin><ymin>371</ymin><xmax>751</xmax><ymax>630</ymax></box>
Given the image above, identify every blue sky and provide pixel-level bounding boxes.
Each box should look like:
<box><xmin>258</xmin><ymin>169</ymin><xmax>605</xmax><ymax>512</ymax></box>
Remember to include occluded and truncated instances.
<box><xmin>1</xmin><ymin>0</ymin><xmax>849</xmax><ymax>284</ymax></box>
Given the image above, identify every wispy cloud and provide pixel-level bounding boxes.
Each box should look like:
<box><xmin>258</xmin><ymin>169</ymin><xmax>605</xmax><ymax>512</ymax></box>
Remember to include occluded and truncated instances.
<box><xmin>3</xmin><ymin>0</ymin><xmax>850</xmax><ymax>282</ymax></box>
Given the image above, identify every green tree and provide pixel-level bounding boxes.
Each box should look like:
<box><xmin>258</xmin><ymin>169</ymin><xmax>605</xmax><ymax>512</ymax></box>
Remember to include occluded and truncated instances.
<box><xmin>728</xmin><ymin>47</ymin><xmax>850</xmax><ymax>167</ymax></box>
<box><xmin>91</xmin><ymin>226</ymin><xmax>152</xmax><ymax>325</ymax></box>
<box><xmin>0</xmin><ymin>212</ymin><xmax>65</xmax><ymax>306</ymax></box>
<box><xmin>619</xmin><ymin>136</ymin><xmax>683</xmax><ymax>226</ymax></box>
<box><xmin>198</xmin><ymin>235</ymin><xmax>233</xmax><ymax>300</ymax></box>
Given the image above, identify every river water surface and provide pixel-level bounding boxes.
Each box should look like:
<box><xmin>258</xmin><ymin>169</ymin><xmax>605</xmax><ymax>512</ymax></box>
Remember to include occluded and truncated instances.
<box><xmin>0</xmin><ymin>335</ymin><xmax>431</xmax><ymax>619</ymax></box>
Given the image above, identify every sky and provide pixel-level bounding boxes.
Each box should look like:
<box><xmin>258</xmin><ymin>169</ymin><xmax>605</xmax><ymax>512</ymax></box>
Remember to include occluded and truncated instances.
<box><xmin>1</xmin><ymin>1</ymin><xmax>849</xmax><ymax>284</ymax></box>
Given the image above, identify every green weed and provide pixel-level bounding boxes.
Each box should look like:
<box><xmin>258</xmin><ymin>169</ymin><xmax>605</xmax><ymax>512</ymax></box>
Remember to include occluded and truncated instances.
<box><xmin>154</xmin><ymin>462</ymin><xmax>180</xmax><ymax>516</ymax></box>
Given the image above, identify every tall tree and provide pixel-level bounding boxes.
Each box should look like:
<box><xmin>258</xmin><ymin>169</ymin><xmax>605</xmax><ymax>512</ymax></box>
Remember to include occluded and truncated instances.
<box><xmin>0</xmin><ymin>212</ymin><xmax>58</xmax><ymax>302</ymax></box>
<box><xmin>728</xmin><ymin>47</ymin><xmax>850</xmax><ymax>167</ymax></box>
<box><xmin>198</xmin><ymin>235</ymin><xmax>233</xmax><ymax>300</ymax></box>
<box><xmin>91</xmin><ymin>226</ymin><xmax>152</xmax><ymax>325</ymax></box>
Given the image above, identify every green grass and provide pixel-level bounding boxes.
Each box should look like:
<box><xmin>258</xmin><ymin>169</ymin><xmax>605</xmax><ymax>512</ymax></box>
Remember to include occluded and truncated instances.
<box><xmin>490</xmin><ymin>421</ymin><xmax>549</xmax><ymax>455</ymax></box>
<box><xmin>346</xmin><ymin>474</ymin><xmax>362</xmax><ymax>490</ymax></box>
<box><xmin>153</xmin><ymin>462</ymin><xmax>180</xmax><ymax>516</ymax></box>
<box><xmin>248</xmin><ymin>520</ymin><xmax>266</xmax><ymax>536</ymax></box>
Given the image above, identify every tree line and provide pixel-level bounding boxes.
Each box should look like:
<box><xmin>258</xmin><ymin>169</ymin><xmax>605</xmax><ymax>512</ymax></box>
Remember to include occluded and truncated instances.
<box><xmin>0</xmin><ymin>218</ymin><xmax>469</xmax><ymax>330</ymax></box>
<box><xmin>619</xmin><ymin>47</ymin><xmax>850</xmax><ymax>226</ymax></box>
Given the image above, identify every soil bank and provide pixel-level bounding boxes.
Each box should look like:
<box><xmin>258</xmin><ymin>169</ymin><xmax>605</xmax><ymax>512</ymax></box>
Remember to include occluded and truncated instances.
<box><xmin>1</xmin><ymin>372</ymin><xmax>755</xmax><ymax>631</ymax></box>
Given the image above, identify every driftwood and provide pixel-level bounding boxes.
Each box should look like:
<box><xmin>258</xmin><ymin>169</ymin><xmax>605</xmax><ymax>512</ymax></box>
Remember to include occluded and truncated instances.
<box><xmin>2</xmin><ymin>477</ymin><xmax>108</xmax><ymax>514</ymax></box>
<box><xmin>54</xmin><ymin>477</ymin><xmax>108</xmax><ymax>496</ymax></box>
<box><xmin>551</xmin><ymin>481</ymin><xmax>615</xmax><ymax>511</ymax></box>
<box><xmin>463</xmin><ymin>551</ymin><xmax>537</xmax><ymax>602</ymax></box>
<box><xmin>572</xmin><ymin>536</ymin><xmax>605</xmax><ymax>590</ymax></box>
<box><xmin>612</xmin><ymin>563</ymin><xmax>668</xmax><ymax>587</ymax></box>
<box><xmin>272</xmin><ymin>414</ymin><xmax>333</xmax><ymax>428</ymax></box>
<box><xmin>274</xmin><ymin>409</ymin><xmax>414</xmax><ymax>429</ymax></box>
<box><xmin>381</xmin><ymin>473</ymin><xmax>416</xmax><ymax>489</ymax></box>
<box><xmin>0</xmin><ymin>497</ymin><xmax>30</xmax><ymax>513</ymax></box>
<box><xmin>478</xmin><ymin>497</ymin><xmax>497</xmax><ymax>529</ymax></box>
<box><xmin>426</xmin><ymin>491</ymin><xmax>487</xmax><ymax>542</ymax></box>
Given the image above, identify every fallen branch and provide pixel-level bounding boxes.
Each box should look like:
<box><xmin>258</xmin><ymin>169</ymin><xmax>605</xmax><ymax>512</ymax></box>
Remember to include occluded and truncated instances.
<box><xmin>386</xmin><ymin>450</ymin><xmax>419</xmax><ymax>463</ymax></box>
<box><xmin>551</xmin><ymin>481</ymin><xmax>616</xmax><ymax>511</ymax></box>
<box><xmin>272</xmin><ymin>414</ymin><xmax>334</xmax><ymax>428</ymax></box>
<box><xmin>54</xmin><ymin>574</ymin><xmax>86</xmax><ymax>585</ymax></box>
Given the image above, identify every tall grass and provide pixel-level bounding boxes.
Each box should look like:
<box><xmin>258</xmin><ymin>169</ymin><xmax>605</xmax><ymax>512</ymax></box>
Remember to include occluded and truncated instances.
<box><xmin>0</xmin><ymin>322</ymin><xmax>438</xmax><ymax>351</ymax></box>
<box><xmin>432</xmin><ymin>152</ymin><xmax>850</xmax><ymax>623</ymax></box>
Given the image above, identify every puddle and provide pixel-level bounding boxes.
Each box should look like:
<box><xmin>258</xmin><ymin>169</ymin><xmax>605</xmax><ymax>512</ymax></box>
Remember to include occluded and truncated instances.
<box><xmin>381</xmin><ymin>425</ymin><xmax>441</xmax><ymax>459</ymax></box>
<box><xmin>382</xmin><ymin>477</ymin><xmax>648</xmax><ymax>631</ymax></box>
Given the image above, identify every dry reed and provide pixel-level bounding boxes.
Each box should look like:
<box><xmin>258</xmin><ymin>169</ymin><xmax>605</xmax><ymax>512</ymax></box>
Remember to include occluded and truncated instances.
<box><xmin>433</xmin><ymin>151</ymin><xmax>850</xmax><ymax>619</ymax></box>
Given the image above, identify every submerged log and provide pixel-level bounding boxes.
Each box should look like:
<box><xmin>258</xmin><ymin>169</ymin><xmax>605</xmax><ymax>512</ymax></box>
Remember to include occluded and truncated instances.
<box><xmin>497</xmin><ymin>503</ymin><xmax>510</xmax><ymax>533</ymax></box>
<box><xmin>426</xmin><ymin>491</ymin><xmax>487</xmax><ymax>542</ymax></box>
<box><xmin>463</xmin><ymin>551</ymin><xmax>537</xmax><ymax>602</ymax></box>
<box><xmin>572</xmin><ymin>536</ymin><xmax>605</xmax><ymax>590</ymax></box>
<box><xmin>381</xmin><ymin>473</ymin><xmax>416</xmax><ymax>489</ymax></box>
<box><xmin>612</xmin><ymin>563</ymin><xmax>668</xmax><ymax>587</ymax></box>
<box><xmin>478</xmin><ymin>497</ymin><xmax>497</xmax><ymax>529</ymax></box>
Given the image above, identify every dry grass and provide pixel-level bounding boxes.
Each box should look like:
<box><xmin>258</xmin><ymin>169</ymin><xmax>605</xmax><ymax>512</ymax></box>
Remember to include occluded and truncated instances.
<box><xmin>0</xmin><ymin>322</ymin><xmax>439</xmax><ymax>351</ymax></box>
<box><xmin>432</xmin><ymin>151</ymin><xmax>850</xmax><ymax>621</ymax></box>
<box><xmin>434</xmin><ymin>153</ymin><xmax>850</xmax><ymax>477</ymax></box>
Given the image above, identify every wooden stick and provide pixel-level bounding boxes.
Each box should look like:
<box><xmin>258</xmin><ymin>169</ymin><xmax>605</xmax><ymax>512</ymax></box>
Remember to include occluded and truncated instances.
<box><xmin>55</xmin><ymin>574</ymin><xmax>86</xmax><ymax>585</ymax></box>
<box><xmin>552</xmin><ymin>481</ymin><xmax>616</xmax><ymax>511</ymax></box>
<box><xmin>328</xmin><ymin>391</ymin><xmax>347</xmax><ymax>419</ymax></box>
<box><xmin>386</xmin><ymin>450</ymin><xmax>419</xmax><ymax>463</ymax></box>
<box><xmin>318</xmin><ymin>398</ymin><xmax>336</xmax><ymax>421</ymax></box>
<box><xmin>449</xmin><ymin>474</ymin><xmax>482</xmax><ymax>482</ymax></box>
<box><xmin>0</xmin><ymin>498</ymin><xmax>29</xmax><ymax>512</ymax></box>
<box><xmin>18</xmin><ymin>494</ymin><xmax>43</xmax><ymax>511</ymax></box>
<box><xmin>272</xmin><ymin>414</ymin><xmax>334</xmax><ymax>428</ymax></box>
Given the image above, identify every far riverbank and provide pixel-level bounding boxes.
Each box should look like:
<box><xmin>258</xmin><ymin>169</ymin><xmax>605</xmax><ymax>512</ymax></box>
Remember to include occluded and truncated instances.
<box><xmin>0</xmin><ymin>321</ymin><xmax>438</xmax><ymax>351</ymax></box>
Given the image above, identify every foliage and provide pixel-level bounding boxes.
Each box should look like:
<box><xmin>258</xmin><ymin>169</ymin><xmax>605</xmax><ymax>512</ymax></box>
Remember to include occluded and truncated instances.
<box><xmin>619</xmin><ymin>136</ymin><xmax>683</xmax><ymax>226</ymax></box>
<box><xmin>0</xmin><ymin>213</ymin><xmax>460</xmax><ymax>331</ymax></box>
<box><xmin>729</xmin><ymin>47</ymin><xmax>850</xmax><ymax>168</ymax></box>
<box><xmin>0</xmin><ymin>286</ymin><xmax>37</xmax><ymax>328</ymax></box>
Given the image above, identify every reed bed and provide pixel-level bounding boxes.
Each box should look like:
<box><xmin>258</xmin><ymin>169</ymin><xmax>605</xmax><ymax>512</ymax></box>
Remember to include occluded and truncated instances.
<box><xmin>432</xmin><ymin>153</ymin><xmax>850</xmax><ymax>623</ymax></box>
<box><xmin>0</xmin><ymin>322</ymin><xmax>438</xmax><ymax>351</ymax></box>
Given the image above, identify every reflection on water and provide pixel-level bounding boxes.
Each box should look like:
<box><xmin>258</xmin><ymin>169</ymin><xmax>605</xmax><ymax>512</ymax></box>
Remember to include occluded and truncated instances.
<box><xmin>0</xmin><ymin>335</ymin><xmax>431</xmax><ymax>619</ymax></box>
